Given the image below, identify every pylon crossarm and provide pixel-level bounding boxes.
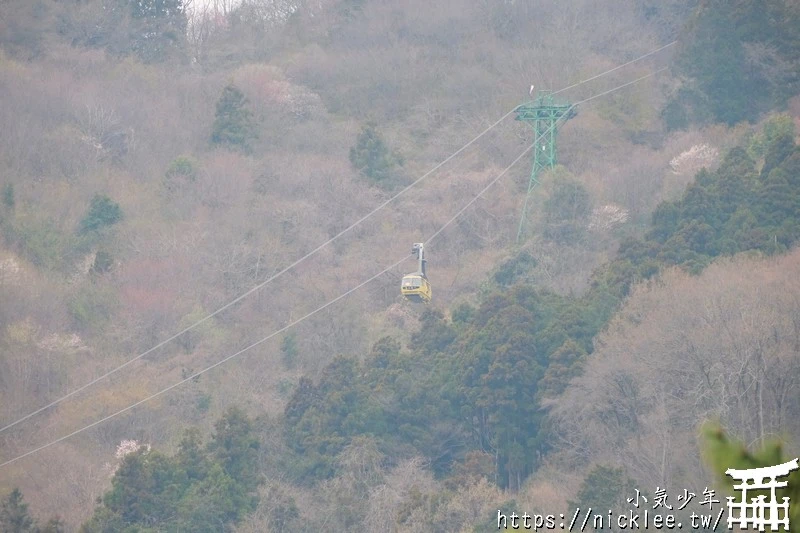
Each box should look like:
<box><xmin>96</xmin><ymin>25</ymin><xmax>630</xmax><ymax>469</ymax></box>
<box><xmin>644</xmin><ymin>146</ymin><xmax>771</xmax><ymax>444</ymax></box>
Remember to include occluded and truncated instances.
<box><xmin>514</xmin><ymin>90</ymin><xmax>572</xmax><ymax>242</ymax></box>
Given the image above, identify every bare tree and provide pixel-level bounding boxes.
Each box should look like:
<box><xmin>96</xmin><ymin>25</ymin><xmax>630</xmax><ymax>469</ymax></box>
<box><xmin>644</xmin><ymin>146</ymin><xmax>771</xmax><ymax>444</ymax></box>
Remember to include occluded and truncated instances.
<box><xmin>552</xmin><ymin>249</ymin><xmax>800</xmax><ymax>491</ymax></box>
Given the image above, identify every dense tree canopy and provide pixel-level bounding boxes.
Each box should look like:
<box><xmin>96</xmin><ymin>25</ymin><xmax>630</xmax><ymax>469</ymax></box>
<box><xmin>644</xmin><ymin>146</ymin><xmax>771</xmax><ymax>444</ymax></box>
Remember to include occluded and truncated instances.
<box><xmin>283</xmin><ymin>122</ymin><xmax>800</xmax><ymax>496</ymax></box>
<box><xmin>593</xmin><ymin>121</ymin><xmax>799</xmax><ymax>298</ymax></box>
<box><xmin>0</xmin><ymin>0</ymin><xmax>798</xmax><ymax>530</ymax></box>
<box><xmin>671</xmin><ymin>0</ymin><xmax>800</xmax><ymax>126</ymax></box>
<box><xmin>81</xmin><ymin>409</ymin><xmax>260</xmax><ymax>532</ymax></box>
<box><xmin>210</xmin><ymin>84</ymin><xmax>257</xmax><ymax>153</ymax></box>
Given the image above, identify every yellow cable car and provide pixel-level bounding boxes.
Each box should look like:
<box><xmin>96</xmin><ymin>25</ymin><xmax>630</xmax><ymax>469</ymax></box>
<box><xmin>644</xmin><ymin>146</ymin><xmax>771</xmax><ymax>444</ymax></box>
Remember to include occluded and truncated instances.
<box><xmin>401</xmin><ymin>243</ymin><xmax>431</xmax><ymax>303</ymax></box>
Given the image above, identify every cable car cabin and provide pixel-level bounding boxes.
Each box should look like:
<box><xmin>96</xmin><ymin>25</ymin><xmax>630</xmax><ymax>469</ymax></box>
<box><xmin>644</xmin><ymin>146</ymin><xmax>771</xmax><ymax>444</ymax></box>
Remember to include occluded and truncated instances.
<box><xmin>402</xmin><ymin>242</ymin><xmax>431</xmax><ymax>303</ymax></box>
<box><xmin>401</xmin><ymin>273</ymin><xmax>431</xmax><ymax>303</ymax></box>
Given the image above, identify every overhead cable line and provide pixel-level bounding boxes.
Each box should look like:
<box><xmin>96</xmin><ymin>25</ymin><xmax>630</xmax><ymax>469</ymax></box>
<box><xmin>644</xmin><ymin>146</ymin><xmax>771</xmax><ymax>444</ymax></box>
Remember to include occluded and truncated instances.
<box><xmin>551</xmin><ymin>41</ymin><xmax>674</xmax><ymax>95</ymax></box>
<box><xmin>0</xmin><ymin>66</ymin><xmax>669</xmax><ymax>468</ymax></box>
<box><xmin>0</xmin><ymin>101</ymin><xmax>513</xmax><ymax>437</ymax></box>
<box><xmin>0</xmin><ymin>42</ymin><xmax>674</xmax><ymax>436</ymax></box>
<box><xmin>0</xmin><ymin>43</ymin><xmax>676</xmax><ymax>435</ymax></box>
<box><xmin>427</xmin><ymin>67</ymin><xmax>669</xmax><ymax>246</ymax></box>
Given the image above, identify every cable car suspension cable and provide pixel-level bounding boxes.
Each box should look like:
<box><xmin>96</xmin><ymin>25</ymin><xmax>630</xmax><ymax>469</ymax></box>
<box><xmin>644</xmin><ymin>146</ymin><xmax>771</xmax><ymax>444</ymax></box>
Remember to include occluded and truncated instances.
<box><xmin>0</xmin><ymin>66</ymin><xmax>669</xmax><ymax>468</ymax></box>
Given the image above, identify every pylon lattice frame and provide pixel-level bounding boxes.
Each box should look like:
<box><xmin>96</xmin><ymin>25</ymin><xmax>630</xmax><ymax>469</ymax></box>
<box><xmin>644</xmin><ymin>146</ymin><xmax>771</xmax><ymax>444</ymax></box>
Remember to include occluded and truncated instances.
<box><xmin>515</xmin><ymin>91</ymin><xmax>573</xmax><ymax>242</ymax></box>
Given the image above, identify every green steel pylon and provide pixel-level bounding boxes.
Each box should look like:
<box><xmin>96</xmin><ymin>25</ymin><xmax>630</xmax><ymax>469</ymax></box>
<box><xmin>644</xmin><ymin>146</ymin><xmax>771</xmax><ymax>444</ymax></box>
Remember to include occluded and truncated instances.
<box><xmin>515</xmin><ymin>90</ymin><xmax>573</xmax><ymax>243</ymax></box>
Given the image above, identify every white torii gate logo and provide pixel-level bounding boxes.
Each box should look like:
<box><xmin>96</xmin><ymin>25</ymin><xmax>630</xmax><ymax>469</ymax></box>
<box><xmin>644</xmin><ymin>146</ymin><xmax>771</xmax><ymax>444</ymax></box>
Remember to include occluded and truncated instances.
<box><xmin>726</xmin><ymin>458</ymin><xmax>799</xmax><ymax>531</ymax></box>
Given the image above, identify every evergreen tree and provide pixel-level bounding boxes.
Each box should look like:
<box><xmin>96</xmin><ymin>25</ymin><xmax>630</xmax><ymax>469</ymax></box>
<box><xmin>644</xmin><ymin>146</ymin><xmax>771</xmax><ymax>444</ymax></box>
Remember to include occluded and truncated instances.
<box><xmin>367</xmin><ymin>336</ymin><xmax>401</xmax><ymax>369</ymax></box>
<box><xmin>211</xmin><ymin>84</ymin><xmax>257</xmax><ymax>153</ymax></box>
<box><xmin>78</xmin><ymin>194</ymin><xmax>123</xmax><ymax>235</ymax></box>
<box><xmin>756</xmin><ymin>170</ymin><xmax>794</xmax><ymax>231</ymax></box>
<box><xmin>538</xmin><ymin>339</ymin><xmax>586</xmax><ymax>399</ymax></box>
<box><xmin>83</xmin><ymin>411</ymin><xmax>262</xmax><ymax>531</ymax></box>
<box><xmin>2</xmin><ymin>183</ymin><xmax>14</xmax><ymax>210</ymax></box>
<box><xmin>349</xmin><ymin>123</ymin><xmax>401</xmax><ymax>186</ymax></box>
<box><xmin>277</xmin><ymin>124</ymin><xmax>799</xmax><ymax>494</ymax></box>
<box><xmin>209</xmin><ymin>407</ymin><xmax>261</xmax><ymax>493</ymax></box>
<box><xmin>0</xmin><ymin>489</ymin><xmax>35</xmax><ymax>533</ymax></box>
<box><xmin>281</xmin><ymin>332</ymin><xmax>298</xmax><ymax>368</ymax></box>
<box><xmin>673</xmin><ymin>0</ymin><xmax>800</xmax><ymax>125</ymax></box>
<box><xmin>410</xmin><ymin>309</ymin><xmax>457</xmax><ymax>354</ymax></box>
<box><xmin>761</xmin><ymin>131</ymin><xmax>796</xmax><ymax>179</ymax></box>
<box><xmin>569</xmin><ymin>465</ymin><xmax>635</xmax><ymax>514</ymax></box>
<box><xmin>121</xmin><ymin>0</ymin><xmax>187</xmax><ymax>63</ymax></box>
<box><xmin>176</xmin><ymin>428</ymin><xmax>211</xmax><ymax>482</ymax></box>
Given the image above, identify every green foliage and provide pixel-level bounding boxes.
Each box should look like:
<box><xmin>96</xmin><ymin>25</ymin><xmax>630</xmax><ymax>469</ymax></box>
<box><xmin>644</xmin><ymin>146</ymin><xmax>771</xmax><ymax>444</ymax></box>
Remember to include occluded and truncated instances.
<box><xmin>209</xmin><ymin>407</ymin><xmax>262</xmax><ymax>494</ymax></box>
<box><xmin>673</xmin><ymin>0</ymin><xmax>800</xmax><ymax>125</ymax></box>
<box><xmin>493</xmin><ymin>251</ymin><xmax>536</xmax><ymax>286</ymax></box>
<box><xmin>4</xmin><ymin>203</ymin><xmax>102</xmax><ymax>272</ymax></box>
<box><xmin>594</xmin><ymin>131</ymin><xmax>800</xmax><ymax>297</ymax></box>
<box><xmin>175</xmin><ymin>306</ymin><xmax>226</xmax><ymax>354</ymax></box>
<box><xmin>129</xmin><ymin>0</ymin><xmax>185</xmax><ymax>21</ymax></box>
<box><xmin>281</xmin><ymin>332</ymin><xmax>298</xmax><ymax>368</ymax></box>
<box><xmin>283</xmin><ymin>356</ymin><xmax>389</xmax><ymax>481</ymax></box>
<box><xmin>2</xmin><ymin>183</ymin><xmax>14</xmax><ymax>210</ymax></box>
<box><xmin>82</xmin><ymin>411</ymin><xmax>261</xmax><ymax>532</ymax></box>
<box><xmin>444</xmin><ymin>286</ymin><xmax>603</xmax><ymax>487</ymax></box>
<box><xmin>569</xmin><ymin>465</ymin><xmax>635</xmax><ymax>513</ymax></box>
<box><xmin>91</xmin><ymin>249</ymin><xmax>114</xmax><ymax>274</ymax></box>
<box><xmin>660</xmin><ymin>88</ymin><xmax>698</xmax><ymax>130</ymax></box>
<box><xmin>130</xmin><ymin>0</ymin><xmax>187</xmax><ymax>63</ymax></box>
<box><xmin>102</xmin><ymin>0</ymin><xmax>188</xmax><ymax>63</ymax></box>
<box><xmin>451</xmin><ymin>302</ymin><xmax>476</xmax><ymax>326</ymax></box>
<box><xmin>702</xmin><ymin>424</ymin><xmax>800</xmax><ymax>527</ymax></box>
<box><xmin>210</xmin><ymin>84</ymin><xmax>257</xmax><ymax>153</ymax></box>
<box><xmin>10</xmin><ymin>217</ymin><xmax>77</xmax><ymax>272</ymax></box>
<box><xmin>349</xmin><ymin>123</ymin><xmax>403</xmax><ymax>187</ymax></box>
<box><xmin>196</xmin><ymin>393</ymin><xmax>211</xmax><ymax>412</ymax></box>
<box><xmin>281</xmin><ymin>127</ymin><xmax>800</xmax><ymax>493</ymax></box>
<box><xmin>284</xmin><ymin>285</ymin><xmax>604</xmax><ymax>488</ymax></box>
<box><xmin>78</xmin><ymin>194</ymin><xmax>123</xmax><ymax>235</ymax></box>
<box><xmin>748</xmin><ymin>113</ymin><xmax>796</xmax><ymax>161</ymax></box>
<box><xmin>164</xmin><ymin>156</ymin><xmax>198</xmax><ymax>190</ymax></box>
<box><xmin>68</xmin><ymin>283</ymin><xmax>117</xmax><ymax>333</ymax></box>
<box><xmin>0</xmin><ymin>489</ymin><xmax>64</xmax><ymax>532</ymax></box>
<box><xmin>410</xmin><ymin>309</ymin><xmax>456</xmax><ymax>354</ymax></box>
<box><xmin>49</xmin><ymin>0</ymin><xmax>188</xmax><ymax>63</ymax></box>
<box><xmin>0</xmin><ymin>489</ymin><xmax>35</xmax><ymax>533</ymax></box>
<box><xmin>538</xmin><ymin>339</ymin><xmax>587</xmax><ymax>399</ymax></box>
<box><xmin>543</xmin><ymin>178</ymin><xmax>592</xmax><ymax>243</ymax></box>
<box><xmin>368</xmin><ymin>336</ymin><xmax>401</xmax><ymax>369</ymax></box>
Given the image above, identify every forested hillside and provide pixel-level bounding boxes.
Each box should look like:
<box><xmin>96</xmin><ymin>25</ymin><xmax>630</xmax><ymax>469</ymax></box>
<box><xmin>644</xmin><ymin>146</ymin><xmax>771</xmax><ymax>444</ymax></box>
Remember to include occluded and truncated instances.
<box><xmin>1</xmin><ymin>0</ymin><xmax>799</xmax><ymax>531</ymax></box>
